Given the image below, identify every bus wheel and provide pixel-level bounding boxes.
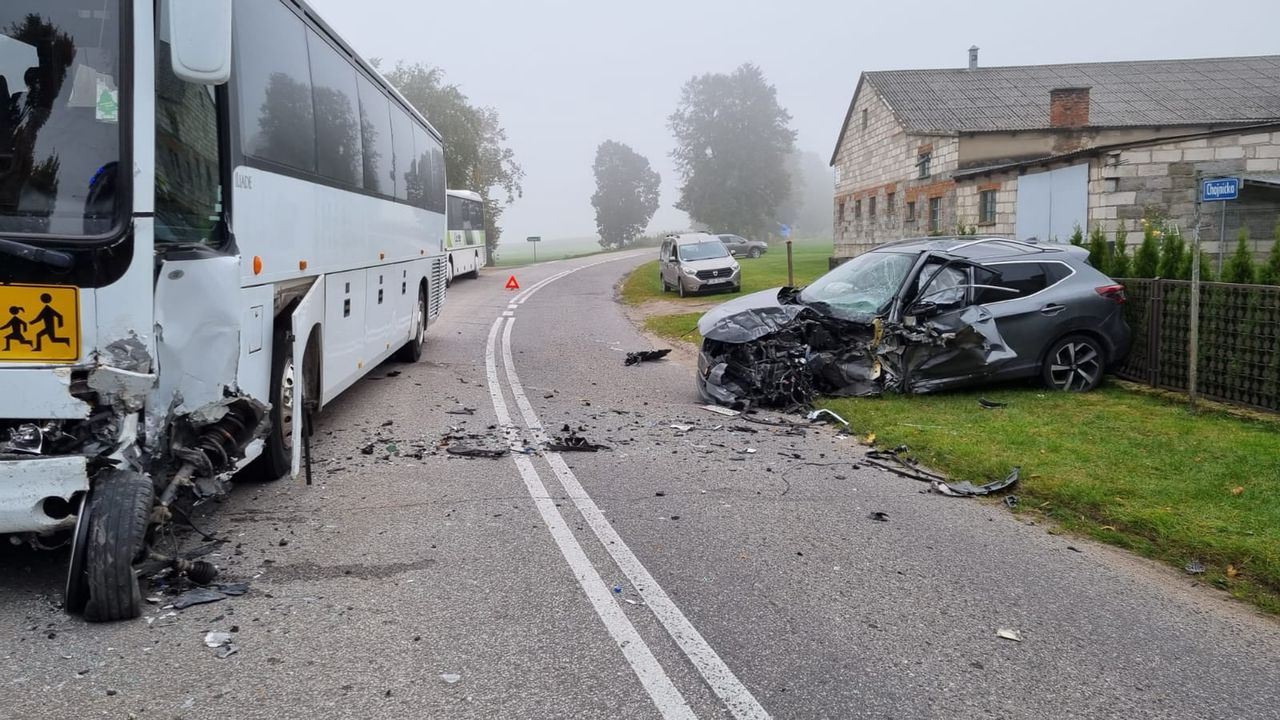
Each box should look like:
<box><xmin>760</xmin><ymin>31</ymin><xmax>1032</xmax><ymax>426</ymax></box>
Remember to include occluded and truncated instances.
<box><xmin>395</xmin><ymin>286</ymin><xmax>427</xmax><ymax>363</ymax></box>
<box><xmin>81</xmin><ymin>470</ymin><xmax>154</xmax><ymax>622</ymax></box>
<box><xmin>245</xmin><ymin>327</ymin><xmax>295</xmax><ymax>481</ymax></box>
<box><xmin>445</xmin><ymin>260</ymin><xmax>454</xmax><ymax>288</ymax></box>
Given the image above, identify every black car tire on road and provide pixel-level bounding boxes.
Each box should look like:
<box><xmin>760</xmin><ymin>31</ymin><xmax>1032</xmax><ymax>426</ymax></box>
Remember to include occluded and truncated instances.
<box><xmin>81</xmin><ymin>470</ymin><xmax>154</xmax><ymax>622</ymax></box>
<box><xmin>1043</xmin><ymin>334</ymin><xmax>1105</xmax><ymax>392</ymax></box>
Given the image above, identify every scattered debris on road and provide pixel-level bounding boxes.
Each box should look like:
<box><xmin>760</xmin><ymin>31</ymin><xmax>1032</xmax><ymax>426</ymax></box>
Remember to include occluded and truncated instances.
<box><xmin>547</xmin><ymin>425</ymin><xmax>610</xmax><ymax>452</ymax></box>
<box><xmin>996</xmin><ymin>628</ymin><xmax>1023</xmax><ymax>642</ymax></box>
<box><xmin>440</xmin><ymin>673</ymin><xmax>461</xmax><ymax>684</ymax></box>
<box><xmin>806</xmin><ymin>409</ymin><xmax>850</xmax><ymax>428</ymax></box>
<box><xmin>865</xmin><ymin>446</ymin><xmax>1019</xmax><ymax>498</ymax></box>
<box><xmin>1185</xmin><ymin>561</ymin><xmax>1206</xmax><ymax>575</ymax></box>
<box><xmin>446</xmin><ymin>444</ymin><xmax>508</xmax><ymax>459</ymax></box>
<box><xmin>978</xmin><ymin>398</ymin><xmax>1007</xmax><ymax>409</ymax></box>
<box><xmin>701</xmin><ymin>404</ymin><xmax>741</xmax><ymax>417</ymax></box>
<box><xmin>203</xmin><ymin>631</ymin><xmax>239</xmax><ymax>658</ymax></box>
<box><xmin>624</xmin><ymin>349</ymin><xmax>672</xmax><ymax>366</ymax></box>
<box><xmin>867</xmin><ymin>511</ymin><xmax>889</xmax><ymax>522</ymax></box>
<box><xmin>444</xmin><ymin>406</ymin><xmax>477</xmax><ymax>416</ymax></box>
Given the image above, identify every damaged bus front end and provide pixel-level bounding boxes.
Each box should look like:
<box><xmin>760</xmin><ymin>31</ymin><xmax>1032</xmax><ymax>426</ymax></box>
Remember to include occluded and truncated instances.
<box><xmin>0</xmin><ymin>0</ymin><xmax>268</xmax><ymax>621</ymax></box>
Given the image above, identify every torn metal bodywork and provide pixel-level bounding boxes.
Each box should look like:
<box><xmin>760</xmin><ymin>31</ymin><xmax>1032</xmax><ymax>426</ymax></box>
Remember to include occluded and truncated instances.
<box><xmin>697</xmin><ymin>281</ymin><xmax>1015</xmax><ymax>410</ymax></box>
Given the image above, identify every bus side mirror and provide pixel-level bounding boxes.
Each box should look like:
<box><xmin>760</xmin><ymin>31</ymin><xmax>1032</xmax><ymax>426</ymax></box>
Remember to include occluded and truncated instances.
<box><xmin>168</xmin><ymin>0</ymin><xmax>233</xmax><ymax>85</ymax></box>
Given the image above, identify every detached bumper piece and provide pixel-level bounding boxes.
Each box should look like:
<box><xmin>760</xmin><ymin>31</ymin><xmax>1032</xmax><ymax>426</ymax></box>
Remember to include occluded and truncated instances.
<box><xmin>0</xmin><ymin>455</ymin><xmax>88</xmax><ymax>534</ymax></box>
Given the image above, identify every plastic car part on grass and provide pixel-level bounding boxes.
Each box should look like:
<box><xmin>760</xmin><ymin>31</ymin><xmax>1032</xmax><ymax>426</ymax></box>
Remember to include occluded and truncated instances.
<box><xmin>864</xmin><ymin>446</ymin><xmax>1019</xmax><ymax>498</ymax></box>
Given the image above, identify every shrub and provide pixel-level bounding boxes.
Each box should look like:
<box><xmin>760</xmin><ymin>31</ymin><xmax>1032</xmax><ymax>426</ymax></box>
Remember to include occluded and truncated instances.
<box><xmin>1068</xmin><ymin>224</ymin><xmax>1085</xmax><ymax>247</ymax></box>
<box><xmin>1111</xmin><ymin>226</ymin><xmax>1131</xmax><ymax>277</ymax></box>
<box><xmin>1087</xmin><ymin>225</ymin><xmax>1110</xmax><ymax>274</ymax></box>
<box><xmin>1257</xmin><ymin>224</ymin><xmax>1280</xmax><ymax>286</ymax></box>
<box><xmin>1133</xmin><ymin>222</ymin><xmax>1161</xmax><ymax>278</ymax></box>
<box><xmin>1222</xmin><ymin>228</ymin><xmax>1256</xmax><ymax>284</ymax></box>
<box><xmin>1157</xmin><ymin>225</ymin><xmax>1186</xmax><ymax>279</ymax></box>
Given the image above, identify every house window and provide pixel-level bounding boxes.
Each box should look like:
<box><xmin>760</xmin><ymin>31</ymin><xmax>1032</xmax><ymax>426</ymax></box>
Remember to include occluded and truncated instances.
<box><xmin>906</xmin><ymin>200</ymin><xmax>916</xmax><ymax>222</ymax></box>
<box><xmin>854</xmin><ymin>199</ymin><xmax>862</xmax><ymax>219</ymax></box>
<box><xmin>861</xmin><ymin>108</ymin><xmax>869</xmax><ymax>130</ymax></box>
<box><xmin>868</xmin><ymin>196</ymin><xmax>876</xmax><ymax>218</ymax></box>
<box><xmin>979</xmin><ymin>190</ymin><xmax>997</xmax><ymax>225</ymax></box>
<box><xmin>917</xmin><ymin>152</ymin><xmax>932</xmax><ymax>179</ymax></box>
<box><xmin>838</xmin><ymin>199</ymin><xmax>845</xmax><ymax>224</ymax></box>
<box><xmin>928</xmin><ymin>196</ymin><xmax>943</xmax><ymax>234</ymax></box>
<box><xmin>887</xmin><ymin>192</ymin><xmax>896</xmax><ymax>217</ymax></box>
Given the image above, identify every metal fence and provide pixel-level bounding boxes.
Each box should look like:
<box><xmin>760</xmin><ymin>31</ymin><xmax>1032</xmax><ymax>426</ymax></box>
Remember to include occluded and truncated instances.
<box><xmin>1114</xmin><ymin>278</ymin><xmax>1280</xmax><ymax>411</ymax></box>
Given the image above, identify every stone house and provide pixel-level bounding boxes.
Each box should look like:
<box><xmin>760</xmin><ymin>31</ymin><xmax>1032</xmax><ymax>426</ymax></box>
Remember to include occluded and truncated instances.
<box><xmin>831</xmin><ymin>52</ymin><xmax>1280</xmax><ymax>262</ymax></box>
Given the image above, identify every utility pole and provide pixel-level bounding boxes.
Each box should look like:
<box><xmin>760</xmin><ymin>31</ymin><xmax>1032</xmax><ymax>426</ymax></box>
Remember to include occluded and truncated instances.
<box><xmin>786</xmin><ymin>240</ymin><xmax>794</xmax><ymax>286</ymax></box>
<box><xmin>1189</xmin><ymin>172</ymin><xmax>1202</xmax><ymax>413</ymax></box>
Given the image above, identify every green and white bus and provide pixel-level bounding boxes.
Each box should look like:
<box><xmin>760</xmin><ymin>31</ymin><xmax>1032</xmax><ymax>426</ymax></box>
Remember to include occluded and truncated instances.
<box><xmin>445</xmin><ymin>189</ymin><xmax>485</xmax><ymax>283</ymax></box>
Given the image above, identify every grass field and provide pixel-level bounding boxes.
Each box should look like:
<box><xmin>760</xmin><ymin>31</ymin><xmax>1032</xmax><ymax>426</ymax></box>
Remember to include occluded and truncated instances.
<box><xmin>620</xmin><ymin>238</ymin><xmax>833</xmax><ymax>305</ymax></box>
<box><xmin>493</xmin><ymin>236</ymin><xmax>612</xmax><ymax>267</ymax></box>
<box><xmin>643</xmin><ymin>312</ymin><xmax>704</xmax><ymax>346</ymax></box>
<box><xmin>821</xmin><ymin>385</ymin><xmax>1280</xmax><ymax>613</ymax></box>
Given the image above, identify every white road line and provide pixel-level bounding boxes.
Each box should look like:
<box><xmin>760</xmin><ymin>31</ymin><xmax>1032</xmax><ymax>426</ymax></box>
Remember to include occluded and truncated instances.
<box><xmin>500</xmin><ymin>319</ymin><xmax>771</xmax><ymax>720</ymax></box>
<box><xmin>484</xmin><ymin>318</ymin><xmax>697</xmax><ymax>720</ymax></box>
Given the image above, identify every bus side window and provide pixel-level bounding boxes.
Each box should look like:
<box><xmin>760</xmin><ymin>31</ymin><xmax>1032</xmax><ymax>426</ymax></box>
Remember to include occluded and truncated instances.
<box><xmin>357</xmin><ymin>77</ymin><xmax>393</xmax><ymax>196</ymax></box>
<box><xmin>234</xmin><ymin>0</ymin><xmax>316</xmax><ymax>173</ymax></box>
<box><xmin>389</xmin><ymin>109</ymin><xmax>415</xmax><ymax>202</ymax></box>
<box><xmin>307</xmin><ymin>30</ymin><xmax>364</xmax><ymax>188</ymax></box>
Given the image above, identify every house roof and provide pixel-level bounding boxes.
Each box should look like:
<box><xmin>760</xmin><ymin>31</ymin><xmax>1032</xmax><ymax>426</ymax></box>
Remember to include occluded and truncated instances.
<box><xmin>831</xmin><ymin>55</ymin><xmax>1280</xmax><ymax>164</ymax></box>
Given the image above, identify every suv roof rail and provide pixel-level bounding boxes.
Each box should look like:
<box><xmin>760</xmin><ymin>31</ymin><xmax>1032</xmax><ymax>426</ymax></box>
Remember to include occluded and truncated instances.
<box><xmin>946</xmin><ymin>236</ymin><xmax>1049</xmax><ymax>254</ymax></box>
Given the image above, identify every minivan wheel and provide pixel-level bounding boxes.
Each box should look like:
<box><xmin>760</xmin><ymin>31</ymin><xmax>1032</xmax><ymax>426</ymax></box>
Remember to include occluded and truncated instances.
<box><xmin>677</xmin><ymin>278</ymin><xmax>687</xmax><ymax>298</ymax></box>
<box><xmin>660</xmin><ymin>274</ymin><xmax>669</xmax><ymax>292</ymax></box>
<box><xmin>748</xmin><ymin>248</ymin><xmax>762</xmax><ymax>259</ymax></box>
<box><xmin>1043</xmin><ymin>335</ymin><xmax>1104</xmax><ymax>392</ymax></box>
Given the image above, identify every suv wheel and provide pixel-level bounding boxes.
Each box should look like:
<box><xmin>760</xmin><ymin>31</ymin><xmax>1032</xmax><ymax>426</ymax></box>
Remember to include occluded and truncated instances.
<box><xmin>748</xmin><ymin>248</ymin><xmax>762</xmax><ymax>259</ymax></box>
<box><xmin>1043</xmin><ymin>335</ymin><xmax>1104</xmax><ymax>392</ymax></box>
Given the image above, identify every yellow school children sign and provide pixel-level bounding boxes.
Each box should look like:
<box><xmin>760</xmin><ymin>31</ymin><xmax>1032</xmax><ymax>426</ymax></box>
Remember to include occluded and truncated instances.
<box><xmin>0</xmin><ymin>284</ymin><xmax>80</xmax><ymax>362</ymax></box>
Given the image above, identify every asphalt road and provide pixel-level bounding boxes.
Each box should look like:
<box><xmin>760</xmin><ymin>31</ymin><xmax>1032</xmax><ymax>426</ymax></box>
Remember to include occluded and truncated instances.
<box><xmin>3</xmin><ymin>251</ymin><xmax>1279</xmax><ymax>720</ymax></box>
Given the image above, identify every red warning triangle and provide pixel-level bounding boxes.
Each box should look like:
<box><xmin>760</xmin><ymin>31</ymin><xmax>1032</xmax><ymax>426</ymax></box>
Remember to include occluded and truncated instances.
<box><xmin>505</xmin><ymin>275</ymin><xmax>521</xmax><ymax>290</ymax></box>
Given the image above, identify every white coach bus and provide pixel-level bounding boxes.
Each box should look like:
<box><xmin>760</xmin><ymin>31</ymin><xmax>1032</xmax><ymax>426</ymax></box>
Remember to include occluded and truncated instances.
<box><xmin>445</xmin><ymin>189</ymin><xmax>486</xmax><ymax>283</ymax></box>
<box><xmin>0</xmin><ymin>0</ymin><xmax>448</xmax><ymax>620</ymax></box>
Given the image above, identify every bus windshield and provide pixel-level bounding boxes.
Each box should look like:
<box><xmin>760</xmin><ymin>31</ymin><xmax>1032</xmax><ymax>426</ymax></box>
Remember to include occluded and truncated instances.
<box><xmin>0</xmin><ymin>1</ymin><xmax>123</xmax><ymax>237</ymax></box>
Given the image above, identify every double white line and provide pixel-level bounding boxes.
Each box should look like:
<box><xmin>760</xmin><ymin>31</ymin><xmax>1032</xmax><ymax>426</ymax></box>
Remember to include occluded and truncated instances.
<box><xmin>483</xmin><ymin>256</ymin><xmax>769</xmax><ymax>720</ymax></box>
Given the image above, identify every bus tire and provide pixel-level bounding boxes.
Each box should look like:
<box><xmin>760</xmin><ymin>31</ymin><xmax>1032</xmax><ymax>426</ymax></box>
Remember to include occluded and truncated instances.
<box><xmin>245</xmin><ymin>326</ymin><xmax>295</xmax><ymax>481</ymax></box>
<box><xmin>445</xmin><ymin>259</ymin><xmax>454</xmax><ymax>288</ymax></box>
<box><xmin>82</xmin><ymin>470</ymin><xmax>154</xmax><ymax>622</ymax></box>
<box><xmin>395</xmin><ymin>286</ymin><xmax>427</xmax><ymax>363</ymax></box>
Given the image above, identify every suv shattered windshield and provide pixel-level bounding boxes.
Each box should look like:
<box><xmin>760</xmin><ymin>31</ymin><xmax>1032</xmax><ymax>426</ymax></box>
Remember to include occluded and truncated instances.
<box><xmin>799</xmin><ymin>251</ymin><xmax>915</xmax><ymax>321</ymax></box>
<box><xmin>0</xmin><ymin>1</ymin><xmax>122</xmax><ymax>237</ymax></box>
<box><xmin>679</xmin><ymin>241</ymin><xmax>730</xmax><ymax>261</ymax></box>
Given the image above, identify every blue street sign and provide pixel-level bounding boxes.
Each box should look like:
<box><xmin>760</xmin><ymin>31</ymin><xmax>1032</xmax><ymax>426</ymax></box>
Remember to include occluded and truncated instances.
<box><xmin>1201</xmin><ymin>177</ymin><xmax>1239</xmax><ymax>202</ymax></box>
<box><xmin>778</xmin><ymin>223</ymin><xmax>792</xmax><ymax>239</ymax></box>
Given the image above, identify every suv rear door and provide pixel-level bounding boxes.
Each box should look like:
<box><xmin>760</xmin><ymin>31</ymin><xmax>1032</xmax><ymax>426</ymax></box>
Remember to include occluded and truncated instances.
<box><xmin>719</xmin><ymin>234</ymin><xmax>743</xmax><ymax>255</ymax></box>
<box><xmin>972</xmin><ymin>260</ymin><xmax>1075</xmax><ymax>376</ymax></box>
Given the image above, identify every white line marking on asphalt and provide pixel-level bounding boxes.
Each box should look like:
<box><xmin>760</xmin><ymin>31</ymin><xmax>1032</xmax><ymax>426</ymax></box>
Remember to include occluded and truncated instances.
<box><xmin>500</xmin><ymin>318</ymin><xmax>771</xmax><ymax>720</ymax></box>
<box><xmin>502</xmin><ymin>311</ymin><xmax>514</xmax><ymax>317</ymax></box>
<box><xmin>484</xmin><ymin>318</ymin><xmax>696</xmax><ymax>720</ymax></box>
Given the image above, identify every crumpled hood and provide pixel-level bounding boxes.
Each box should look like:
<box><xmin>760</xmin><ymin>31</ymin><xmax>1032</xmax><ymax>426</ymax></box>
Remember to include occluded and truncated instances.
<box><xmin>698</xmin><ymin>288</ymin><xmax>812</xmax><ymax>343</ymax></box>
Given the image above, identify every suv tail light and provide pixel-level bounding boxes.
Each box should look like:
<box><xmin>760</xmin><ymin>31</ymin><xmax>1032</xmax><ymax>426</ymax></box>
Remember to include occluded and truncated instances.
<box><xmin>1096</xmin><ymin>284</ymin><xmax>1127</xmax><ymax>304</ymax></box>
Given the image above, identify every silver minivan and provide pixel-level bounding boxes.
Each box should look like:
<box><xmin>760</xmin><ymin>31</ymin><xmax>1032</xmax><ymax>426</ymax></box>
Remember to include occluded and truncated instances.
<box><xmin>659</xmin><ymin>233</ymin><xmax>741</xmax><ymax>297</ymax></box>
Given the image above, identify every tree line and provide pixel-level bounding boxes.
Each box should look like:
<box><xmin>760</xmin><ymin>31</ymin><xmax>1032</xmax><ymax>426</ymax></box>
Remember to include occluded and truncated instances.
<box><xmin>1076</xmin><ymin>219</ymin><xmax>1280</xmax><ymax>285</ymax></box>
<box><xmin>593</xmin><ymin>63</ymin><xmax>807</xmax><ymax>250</ymax></box>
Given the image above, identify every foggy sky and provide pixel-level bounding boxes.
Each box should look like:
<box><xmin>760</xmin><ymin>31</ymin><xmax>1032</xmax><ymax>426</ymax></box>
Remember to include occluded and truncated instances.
<box><xmin>308</xmin><ymin>0</ymin><xmax>1279</xmax><ymax>243</ymax></box>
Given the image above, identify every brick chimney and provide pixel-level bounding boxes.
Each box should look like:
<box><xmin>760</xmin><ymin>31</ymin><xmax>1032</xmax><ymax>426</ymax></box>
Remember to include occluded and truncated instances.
<box><xmin>968</xmin><ymin>45</ymin><xmax>979</xmax><ymax>70</ymax></box>
<box><xmin>1049</xmin><ymin>87</ymin><xmax>1091</xmax><ymax>128</ymax></box>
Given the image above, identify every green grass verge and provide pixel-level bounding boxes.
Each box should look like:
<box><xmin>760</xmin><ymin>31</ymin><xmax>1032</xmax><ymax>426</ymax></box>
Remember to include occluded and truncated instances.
<box><xmin>821</xmin><ymin>385</ymin><xmax>1280</xmax><ymax>613</ymax></box>
<box><xmin>643</xmin><ymin>312</ymin><xmax>704</xmax><ymax>347</ymax></box>
<box><xmin>620</xmin><ymin>238</ymin><xmax>833</xmax><ymax>305</ymax></box>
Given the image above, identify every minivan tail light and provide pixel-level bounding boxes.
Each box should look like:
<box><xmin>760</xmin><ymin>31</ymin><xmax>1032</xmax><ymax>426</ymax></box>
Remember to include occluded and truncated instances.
<box><xmin>1096</xmin><ymin>284</ymin><xmax>1127</xmax><ymax>304</ymax></box>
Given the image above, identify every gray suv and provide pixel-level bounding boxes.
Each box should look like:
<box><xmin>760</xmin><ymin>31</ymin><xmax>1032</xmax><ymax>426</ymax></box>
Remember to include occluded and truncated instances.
<box><xmin>718</xmin><ymin>234</ymin><xmax>768</xmax><ymax>258</ymax></box>
<box><xmin>697</xmin><ymin>236</ymin><xmax>1131</xmax><ymax>408</ymax></box>
<box><xmin>660</xmin><ymin>233</ymin><xmax>741</xmax><ymax>297</ymax></box>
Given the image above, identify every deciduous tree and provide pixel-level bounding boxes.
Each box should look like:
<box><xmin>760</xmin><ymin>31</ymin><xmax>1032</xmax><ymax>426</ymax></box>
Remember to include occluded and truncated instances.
<box><xmin>383</xmin><ymin>62</ymin><xmax>523</xmax><ymax>260</ymax></box>
<box><xmin>591</xmin><ymin>141</ymin><xmax>661</xmax><ymax>249</ymax></box>
<box><xmin>669</xmin><ymin>64</ymin><xmax>796</xmax><ymax>239</ymax></box>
